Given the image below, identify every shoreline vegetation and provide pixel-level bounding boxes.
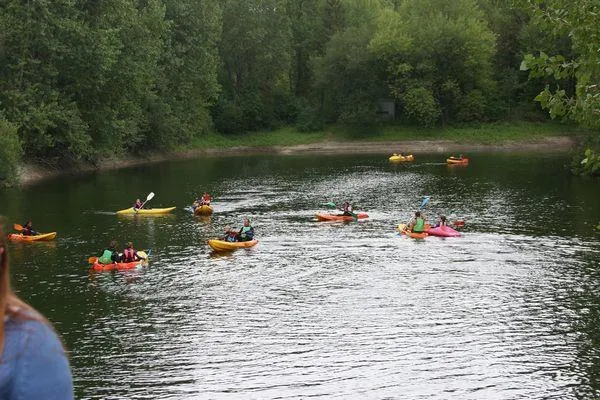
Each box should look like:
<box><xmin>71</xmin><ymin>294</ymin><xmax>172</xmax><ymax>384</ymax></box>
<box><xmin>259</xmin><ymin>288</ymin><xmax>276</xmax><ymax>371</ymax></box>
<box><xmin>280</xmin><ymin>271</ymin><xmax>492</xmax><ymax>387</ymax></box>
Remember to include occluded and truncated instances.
<box><xmin>18</xmin><ymin>122</ymin><xmax>581</xmax><ymax>186</ymax></box>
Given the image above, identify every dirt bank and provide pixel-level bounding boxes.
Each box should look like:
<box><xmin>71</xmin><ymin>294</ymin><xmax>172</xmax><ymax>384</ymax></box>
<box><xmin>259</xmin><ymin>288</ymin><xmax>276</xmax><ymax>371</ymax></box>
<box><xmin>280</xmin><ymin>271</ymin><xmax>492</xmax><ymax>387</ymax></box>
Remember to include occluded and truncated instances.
<box><xmin>18</xmin><ymin>136</ymin><xmax>577</xmax><ymax>186</ymax></box>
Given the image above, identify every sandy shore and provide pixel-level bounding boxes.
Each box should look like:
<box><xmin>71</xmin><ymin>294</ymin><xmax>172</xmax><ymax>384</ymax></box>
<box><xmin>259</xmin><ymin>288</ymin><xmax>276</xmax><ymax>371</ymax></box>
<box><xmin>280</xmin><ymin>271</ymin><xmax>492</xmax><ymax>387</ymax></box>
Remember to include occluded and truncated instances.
<box><xmin>18</xmin><ymin>136</ymin><xmax>576</xmax><ymax>186</ymax></box>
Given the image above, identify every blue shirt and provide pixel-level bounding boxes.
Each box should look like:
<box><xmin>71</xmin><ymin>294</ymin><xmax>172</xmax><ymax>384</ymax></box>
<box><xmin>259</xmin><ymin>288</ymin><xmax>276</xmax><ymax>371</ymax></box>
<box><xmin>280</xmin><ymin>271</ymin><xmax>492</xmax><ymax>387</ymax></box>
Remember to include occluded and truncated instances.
<box><xmin>0</xmin><ymin>316</ymin><xmax>74</xmax><ymax>399</ymax></box>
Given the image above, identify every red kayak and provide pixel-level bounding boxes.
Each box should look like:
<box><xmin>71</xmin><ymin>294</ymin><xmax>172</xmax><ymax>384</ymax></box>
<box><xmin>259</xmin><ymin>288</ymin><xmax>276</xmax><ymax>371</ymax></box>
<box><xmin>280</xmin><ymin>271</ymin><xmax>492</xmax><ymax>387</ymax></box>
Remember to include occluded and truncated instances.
<box><xmin>316</xmin><ymin>213</ymin><xmax>369</xmax><ymax>222</ymax></box>
<box><xmin>89</xmin><ymin>259</ymin><xmax>145</xmax><ymax>272</ymax></box>
<box><xmin>426</xmin><ymin>225</ymin><xmax>461</xmax><ymax>237</ymax></box>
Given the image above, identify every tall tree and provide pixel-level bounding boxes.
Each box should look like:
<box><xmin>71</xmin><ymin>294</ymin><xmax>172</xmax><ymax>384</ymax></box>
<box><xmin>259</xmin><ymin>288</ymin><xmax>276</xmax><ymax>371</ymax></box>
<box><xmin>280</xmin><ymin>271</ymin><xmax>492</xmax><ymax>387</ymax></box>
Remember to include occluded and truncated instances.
<box><xmin>214</xmin><ymin>0</ymin><xmax>292</xmax><ymax>133</ymax></box>
<box><xmin>370</xmin><ymin>0</ymin><xmax>496</xmax><ymax>125</ymax></box>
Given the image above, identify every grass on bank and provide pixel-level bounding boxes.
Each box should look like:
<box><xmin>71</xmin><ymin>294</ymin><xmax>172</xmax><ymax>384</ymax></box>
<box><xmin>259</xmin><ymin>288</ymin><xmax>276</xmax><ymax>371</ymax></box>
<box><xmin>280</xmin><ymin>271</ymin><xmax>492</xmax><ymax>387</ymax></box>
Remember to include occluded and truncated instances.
<box><xmin>189</xmin><ymin>121</ymin><xmax>582</xmax><ymax>150</ymax></box>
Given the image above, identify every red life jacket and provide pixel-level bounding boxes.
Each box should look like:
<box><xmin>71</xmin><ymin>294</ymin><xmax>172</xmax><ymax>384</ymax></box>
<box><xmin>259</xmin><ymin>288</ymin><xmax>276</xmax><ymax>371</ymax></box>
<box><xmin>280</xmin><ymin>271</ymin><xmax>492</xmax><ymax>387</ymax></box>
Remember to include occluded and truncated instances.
<box><xmin>123</xmin><ymin>248</ymin><xmax>136</xmax><ymax>262</ymax></box>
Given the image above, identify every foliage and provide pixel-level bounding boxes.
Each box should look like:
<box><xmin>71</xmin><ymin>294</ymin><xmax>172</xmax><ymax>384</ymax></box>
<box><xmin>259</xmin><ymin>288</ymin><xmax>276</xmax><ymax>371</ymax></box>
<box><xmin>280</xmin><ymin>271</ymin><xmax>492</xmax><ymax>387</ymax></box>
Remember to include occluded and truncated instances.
<box><xmin>0</xmin><ymin>0</ymin><xmax>596</xmax><ymax>176</ymax></box>
<box><xmin>370</xmin><ymin>0</ymin><xmax>496</xmax><ymax>125</ymax></box>
<box><xmin>0</xmin><ymin>119</ymin><xmax>22</xmax><ymax>186</ymax></box>
<box><xmin>402</xmin><ymin>88</ymin><xmax>440</xmax><ymax>127</ymax></box>
<box><xmin>519</xmin><ymin>0</ymin><xmax>600</xmax><ymax>176</ymax></box>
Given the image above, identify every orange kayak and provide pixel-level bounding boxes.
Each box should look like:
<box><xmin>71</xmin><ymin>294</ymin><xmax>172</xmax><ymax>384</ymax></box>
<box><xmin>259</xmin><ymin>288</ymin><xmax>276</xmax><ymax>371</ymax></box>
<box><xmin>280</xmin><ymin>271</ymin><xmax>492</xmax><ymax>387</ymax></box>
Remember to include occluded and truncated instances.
<box><xmin>89</xmin><ymin>258</ymin><xmax>146</xmax><ymax>272</ymax></box>
<box><xmin>8</xmin><ymin>232</ymin><xmax>57</xmax><ymax>242</ymax></box>
<box><xmin>397</xmin><ymin>224</ymin><xmax>428</xmax><ymax>239</ymax></box>
<box><xmin>316</xmin><ymin>213</ymin><xmax>369</xmax><ymax>222</ymax></box>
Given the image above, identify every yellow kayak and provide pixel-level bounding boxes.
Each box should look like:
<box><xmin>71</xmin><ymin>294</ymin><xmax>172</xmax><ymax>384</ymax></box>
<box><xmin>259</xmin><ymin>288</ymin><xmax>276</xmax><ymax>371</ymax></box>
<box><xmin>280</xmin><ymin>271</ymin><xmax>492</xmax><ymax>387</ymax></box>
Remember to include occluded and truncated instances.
<box><xmin>116</xmin><ymin>207</ymin><xmax>176</xmax><ymax>215</ymax></box>
<box><xmin>207</xmin><ymin>239</ymin><xmax>258</xmax><ymax>252</ymax></box>
<box><xmin>8</xmin><ymin>232</ymin><xmax>57</xmax><ymax>242</ymax></box>
<box><xmin>194</xmin><ymin>205</ymin><xmax>213</xmax><ymax>216</ymax></box>
<box><xmin>389</xmin><ymin>154</ymin><xmax>414</xmax><ymax>162</ymax></box>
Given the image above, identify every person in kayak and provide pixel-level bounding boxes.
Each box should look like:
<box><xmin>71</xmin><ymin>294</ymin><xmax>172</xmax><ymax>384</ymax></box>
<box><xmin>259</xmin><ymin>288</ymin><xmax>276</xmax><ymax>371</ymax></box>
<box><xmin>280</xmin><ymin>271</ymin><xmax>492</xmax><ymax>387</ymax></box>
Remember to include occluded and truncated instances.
<box><xmin>121</xmin><ymin>242</ymin><xmax>139</xmax><ymax>262</ymax></box>
<box><xmin>237</xmin><ymin>218</ymin><xmax>254</xmax><ymax>242</ymax></box>
<box><xmin>98</xmin><ymin>240</ymin><xmax>120</xmax><ymax>264</ymax></box>
<box><xmin>21</xmin><ymin>221</ymin><xmax>38</xmax><ymax>236</ymax></box>
<box><xmin>200</xmin><ymin>192</ymin><xmax>212</xmax><ymax>206</ymax></box>
<box><xmin>408</xmin><ymin>211</ymin><xmax>426</xmax><ymax>233</ymax></box>
<box><xmin>341</xmin><ymin>202</ymin><xmax>354</xmax><ymax>216</ymax></box>
<box><xmin>221</xmin><ymin>226</ymin><xmax>238</xmax><ymax>242</ymax></box>
<box><xmin>435</xmin><ymin>215</ymin><xmax>448</xmax><ymax>228</ymax></box>
<box><xmin>133</xmin><ymin>199</ymin><xmax>143</xmax><ymax>211</ymax></box>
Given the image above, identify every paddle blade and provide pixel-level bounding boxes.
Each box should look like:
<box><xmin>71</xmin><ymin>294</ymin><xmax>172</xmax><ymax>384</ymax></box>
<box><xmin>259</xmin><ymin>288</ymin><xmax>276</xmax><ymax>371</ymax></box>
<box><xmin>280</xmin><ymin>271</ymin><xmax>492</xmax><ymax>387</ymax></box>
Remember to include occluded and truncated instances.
<box><xmin>146</xmin><ymin>192</ymin><xmax>155</xmax><ymax>201</ymax></box>
<box><xmin>88</xmin><ymin>256</ymin><xmax>97</xmax><ymax>264</ymax></box>
<box><xmin>324</xmin><ymin>202</ymin><xmax>337</xmax><ymax>208</ymax></box>
<box><xmin>453</xmin><ymin>220</ymin><xmax>465</xmax><ymax>227</ymax></box>
<box><xmin>137</xmin><ymin>251</ymin><xmax>148</xmax><ymax>260</ymax></box>
<box><xmin>419</xmin><ymin>196</ymin><xmax>430</xmax><ymax>209</ymax></box>
<box><xmin>13</xmin><ymin>224</ymin><xmax>23</xmax><ymax>232</ymax></box>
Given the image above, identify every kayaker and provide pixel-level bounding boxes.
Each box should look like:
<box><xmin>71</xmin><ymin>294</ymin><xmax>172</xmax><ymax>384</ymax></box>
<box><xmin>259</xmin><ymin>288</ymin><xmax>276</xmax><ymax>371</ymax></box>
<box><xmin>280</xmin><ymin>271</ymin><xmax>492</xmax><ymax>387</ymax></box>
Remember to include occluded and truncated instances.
<box><xmin>98</xmin><ymin>240</ymin><xmax>120</xmax><ymax>264</ymax></box>
<box><xmin>121</xmin><ymin>242</ymin><xmax>139</xmax><ymax>262</ymax></box>
<box><xmin>436</xmin><ymin>215</ymin><xmax>448</xmax><ymax>228</ymax></box>
<box><xmin>408</xmin><ymin>211</ymin><xmax>426</xmax><ymax>233</ymax></box>
<box><xmin>200</xmin><ymin>192</ymin><xmax>212</xmax><ymax>206</ymax></box>
<box><xmin>21</xmin><ymin>221</ymin><xmax>38</xmax><ymax>236</ymax></box>
<box><xmin>221</xmin><ymin>226</ymin><xmax>238</xmax><ymax>242</ymax></box>
<box><xmin>341</xmin><ymin>202</ymin><xmax>354</xmax><ymax>216</ymax></box>
<box><xmin>133</xmin><ymin>199</ymin><xmax>143</xmax><ymax>211</ymax></box>
<box><xmin>237</xmin><ymin>218</ymin><xmax>254</xmax><ymax>242</ymax></box>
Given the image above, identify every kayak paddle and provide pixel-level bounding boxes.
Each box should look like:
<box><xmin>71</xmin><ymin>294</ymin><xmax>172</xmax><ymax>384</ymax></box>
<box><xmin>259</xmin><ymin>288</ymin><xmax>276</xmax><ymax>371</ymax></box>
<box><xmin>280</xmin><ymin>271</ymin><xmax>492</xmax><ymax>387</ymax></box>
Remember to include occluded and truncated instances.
<box><xmin>13</xmin><ymin>223</ymin><xmax>23</xmax><ymax>232</ymax></box>
<box><xmin>136</xmin><ymin>192</ymin><xmax>155</xmax><ymax>212</ymax></box>
<box><xmin>418</xmin><ymin>196</ymin><xmax>430</xmax><ymax>210</ymax></box>
<box><xmin>88</xmin><ymin>256</ymin><xmax>97</xmax><ymax>264</ymax></box>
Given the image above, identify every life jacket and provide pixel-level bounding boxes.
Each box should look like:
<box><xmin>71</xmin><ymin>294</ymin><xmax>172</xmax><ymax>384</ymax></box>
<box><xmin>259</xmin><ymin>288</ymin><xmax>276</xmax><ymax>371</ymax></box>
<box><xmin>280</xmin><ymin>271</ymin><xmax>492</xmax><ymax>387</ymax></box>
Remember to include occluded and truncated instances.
<box><xmin>123</xmin><ymin>248</ymin><xmax>136</xmax><ymax>262</ymax></box>
<box><xmin>413</xmin><ymin>217</ymin><xmax>425</xmax><ymax>233</ymax></box>
<box><xmin>239</xmin><ymin>226</ymin><xmax>254</xmax><ymax>240</ymax></box>
<box><xmin>98</xmin><ymin>249</ymin><xmax>114</xmax><ymax>264</ymax></box>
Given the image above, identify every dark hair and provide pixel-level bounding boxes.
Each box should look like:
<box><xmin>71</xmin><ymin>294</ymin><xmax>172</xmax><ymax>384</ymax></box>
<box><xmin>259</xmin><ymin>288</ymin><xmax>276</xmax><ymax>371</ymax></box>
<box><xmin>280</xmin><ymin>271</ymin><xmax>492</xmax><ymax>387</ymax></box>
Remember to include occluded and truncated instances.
<box><xmin>440</xmin><ymin>215</ymin><xmax>446</xmax><ymax>221</ymax></box>
<box><xmin>415</xmin><ymin>211</ymin><xmax>421</xmax><ymax>217</ymax></box>
<box><xmin>109</xmin><ymin>240</ymin><xmax>117</xmax><ymax>249</ymax></box>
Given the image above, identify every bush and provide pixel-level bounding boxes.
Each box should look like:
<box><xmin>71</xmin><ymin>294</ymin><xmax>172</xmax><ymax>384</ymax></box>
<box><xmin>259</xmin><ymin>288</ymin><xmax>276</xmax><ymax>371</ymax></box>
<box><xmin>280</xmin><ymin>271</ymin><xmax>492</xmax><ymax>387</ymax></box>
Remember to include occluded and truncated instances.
<box><xmin>212</xmin><ymin>100</ymin><xmax>246</xmax><ymax>134</ymax></box>
<box><xmin>402</xmin><ymin>87</ymin><xmax>440</xmax><ymax>126</ymax></box>
<box><xmin>457</xmin><ymin>90</ymin><xmax>488</xmax><ymax>123</ymax></box>
<box><xmin>294</xmin><ymin>99</ymin><xmax>324</xmax><ymax>132</ymax></box>
<box><xmin>0</xmin><ymin>119</ymin><xmax>23</xmax><ymax>186</ymax></box>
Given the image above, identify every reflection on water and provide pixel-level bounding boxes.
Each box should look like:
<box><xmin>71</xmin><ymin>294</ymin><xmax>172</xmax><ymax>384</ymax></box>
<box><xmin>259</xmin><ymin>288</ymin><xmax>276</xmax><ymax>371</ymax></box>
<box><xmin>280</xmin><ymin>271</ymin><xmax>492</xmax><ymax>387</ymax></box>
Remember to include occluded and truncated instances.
<box><xmin>1</xmin><ymin>153</ymin><xmax>600</xmax><ymax>399</ymax></box>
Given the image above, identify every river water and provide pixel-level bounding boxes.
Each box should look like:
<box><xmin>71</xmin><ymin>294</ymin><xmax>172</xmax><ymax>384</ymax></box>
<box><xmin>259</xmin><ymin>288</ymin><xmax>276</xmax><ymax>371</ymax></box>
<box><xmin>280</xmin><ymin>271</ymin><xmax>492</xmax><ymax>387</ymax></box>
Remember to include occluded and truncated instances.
<box><xmin>1</xmin><ymin>152</ymin><xmax>600</xmax><ymax>399</ymax></box>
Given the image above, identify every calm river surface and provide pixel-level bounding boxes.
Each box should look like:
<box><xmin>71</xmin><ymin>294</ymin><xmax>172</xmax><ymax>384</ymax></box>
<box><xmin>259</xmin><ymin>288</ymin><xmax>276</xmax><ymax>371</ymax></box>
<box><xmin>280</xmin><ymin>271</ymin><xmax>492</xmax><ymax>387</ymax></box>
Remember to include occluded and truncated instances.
<box><xmin>1</xmin><ymin>152</ymin><xmax>600</xmax><ymax>399</ymax></box>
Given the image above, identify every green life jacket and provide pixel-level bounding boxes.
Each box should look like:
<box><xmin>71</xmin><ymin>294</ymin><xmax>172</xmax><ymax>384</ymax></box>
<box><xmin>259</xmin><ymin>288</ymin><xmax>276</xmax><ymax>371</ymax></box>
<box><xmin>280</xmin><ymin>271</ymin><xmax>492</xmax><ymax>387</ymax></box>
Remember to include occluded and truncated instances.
<box><xmin>98</xmin><ymin>249</ymin><xmax>113</xmax><ymax>264</ymax></box>
<box><xmin>413</xmin><ymin>217</ymin><xmax>425</xmax><ymax>232</ymax></box>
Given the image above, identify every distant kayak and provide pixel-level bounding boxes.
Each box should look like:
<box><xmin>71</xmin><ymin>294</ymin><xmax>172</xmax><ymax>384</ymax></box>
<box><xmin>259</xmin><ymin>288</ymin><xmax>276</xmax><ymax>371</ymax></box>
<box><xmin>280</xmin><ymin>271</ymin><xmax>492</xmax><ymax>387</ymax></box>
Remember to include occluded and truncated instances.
<box><xmin>89</xmin><ymin>259</ymin><xmax>147</xmax><ymax>272</ymax></box>
<box><xmin>8</xmin><ymin>232</ymin><xmax>57</xmax><ymax>242</ymax></box>
<box><xmin>397</xmin><ymin>224</ymin><xmax>428</xmax><ymax>239</ymax></box>
<box><xmin>194</xmin><ymin>205</ymin><xmax>213</xmax><ymax>216</ymax></box>
<box><xmin>389</xmin><ymin>154</ymin><xmax>414</xmax><ymax>162</ymax></box>
<box><xmin>116</xmin><ymin>207</ymin><xmax>176</xmax><ymax>215</ymax></box>
<box><xmin>316</xmin><ymin>213</ymin><xmax>369</xmax><ymax>222</ymax></box>
<box><xmin>426</xmin><ymin>225</ymin><xmax>461</xmax><ymax>237</ymax></box>
<box><xmin>207</xmin><ymin>239</ymin><xmax>258</xmax><ymax>252</ymax></box>
<box><xmin>446</xmin><ymin>157</ymin><xmax>469</xmax><ymax>165</ymax></box>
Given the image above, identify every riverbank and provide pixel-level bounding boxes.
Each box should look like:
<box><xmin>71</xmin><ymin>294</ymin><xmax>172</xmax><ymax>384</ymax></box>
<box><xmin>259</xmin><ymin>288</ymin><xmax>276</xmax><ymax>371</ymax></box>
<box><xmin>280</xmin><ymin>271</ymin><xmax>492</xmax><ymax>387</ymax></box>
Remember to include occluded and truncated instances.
<box><xmin>18</xmin><ymin>122</ymin><xmax>581</xmax><ymax>186</ymax></box>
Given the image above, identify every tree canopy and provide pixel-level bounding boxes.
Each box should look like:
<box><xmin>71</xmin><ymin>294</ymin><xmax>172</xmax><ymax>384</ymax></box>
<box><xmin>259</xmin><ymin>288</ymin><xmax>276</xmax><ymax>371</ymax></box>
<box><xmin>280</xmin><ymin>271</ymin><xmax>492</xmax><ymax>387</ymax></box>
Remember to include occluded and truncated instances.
<box><xmin>1</xmin><ymin>0</ymin><xmax>598</xmax><ymax>183</ymax></box>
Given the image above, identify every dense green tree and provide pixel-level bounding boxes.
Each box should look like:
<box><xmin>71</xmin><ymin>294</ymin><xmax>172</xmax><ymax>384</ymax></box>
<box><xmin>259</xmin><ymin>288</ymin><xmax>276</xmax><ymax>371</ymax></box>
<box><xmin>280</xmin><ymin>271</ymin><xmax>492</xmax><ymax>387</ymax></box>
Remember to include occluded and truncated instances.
<box><xmin>312</xmin><ymin>0</ymin><xmax>387</xmax><ymax>124</ymax></box>
<box><xmin>214</xmin><ymin>0</ymin><xmax>292</xmax><ymax>133</ymax></box>
<box><xmin>520</xmin><ymin>0</ymin><xmax>600</xmax><ymax>175</ymax></box>
<box><xmin>0</xmin><ymin>119</ymin><xmax>22</xmax><ymax>186</ymax></box>
<box><xmin>371</xmin><ymin>0</ymin><xmax>496</xmax><ymax>125</ymax></box>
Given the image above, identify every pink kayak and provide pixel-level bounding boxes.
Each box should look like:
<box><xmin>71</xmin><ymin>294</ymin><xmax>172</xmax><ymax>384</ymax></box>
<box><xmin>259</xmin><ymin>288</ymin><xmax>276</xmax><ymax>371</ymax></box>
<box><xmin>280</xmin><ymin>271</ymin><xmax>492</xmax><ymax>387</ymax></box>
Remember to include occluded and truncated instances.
<box><xmin>426</xmin><ymin>225</ymin><xmax>461</xmax><ymax>237</ymax></box>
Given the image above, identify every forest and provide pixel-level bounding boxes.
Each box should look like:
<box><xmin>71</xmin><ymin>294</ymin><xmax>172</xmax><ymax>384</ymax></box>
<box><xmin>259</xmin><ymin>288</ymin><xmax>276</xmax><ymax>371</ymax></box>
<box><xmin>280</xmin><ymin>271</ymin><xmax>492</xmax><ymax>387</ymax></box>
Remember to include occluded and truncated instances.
<box><xmin>0</xmin><ymin>0</ymin><xmax>598</xmax><ymax>184</ymax></box>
